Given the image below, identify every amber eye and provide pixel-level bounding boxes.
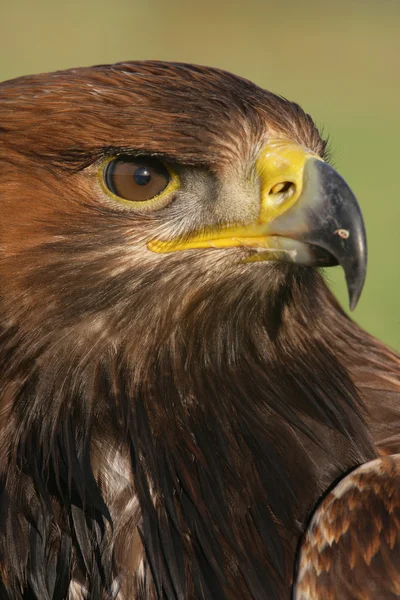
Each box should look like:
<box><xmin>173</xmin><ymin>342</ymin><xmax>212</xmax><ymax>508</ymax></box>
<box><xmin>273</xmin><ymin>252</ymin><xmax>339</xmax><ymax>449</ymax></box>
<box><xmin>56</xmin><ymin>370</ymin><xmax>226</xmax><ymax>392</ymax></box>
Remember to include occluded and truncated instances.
<box><xmin>104</xmin><ymin>157</ymin><xmax>171</xmax><ymax>202</ymax></box>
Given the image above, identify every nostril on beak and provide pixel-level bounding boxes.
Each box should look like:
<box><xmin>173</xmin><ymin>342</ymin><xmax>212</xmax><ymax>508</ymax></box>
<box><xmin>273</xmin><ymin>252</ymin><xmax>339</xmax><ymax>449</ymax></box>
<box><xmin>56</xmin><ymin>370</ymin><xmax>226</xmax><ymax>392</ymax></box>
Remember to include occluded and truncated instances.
<box><xmin>269</xmin><ymin>181</ymin><xmax>294</xmax><ymax>195</ymax></box>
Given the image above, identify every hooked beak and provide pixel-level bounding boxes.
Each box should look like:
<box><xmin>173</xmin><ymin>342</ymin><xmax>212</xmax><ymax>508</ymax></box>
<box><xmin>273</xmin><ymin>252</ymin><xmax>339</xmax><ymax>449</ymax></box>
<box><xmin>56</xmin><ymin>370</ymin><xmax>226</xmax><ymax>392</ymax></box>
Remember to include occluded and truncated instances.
<box><xmin>148</xmin><ymin>140</ymin><xmax>367</xmax><ymax>310</ymax></box>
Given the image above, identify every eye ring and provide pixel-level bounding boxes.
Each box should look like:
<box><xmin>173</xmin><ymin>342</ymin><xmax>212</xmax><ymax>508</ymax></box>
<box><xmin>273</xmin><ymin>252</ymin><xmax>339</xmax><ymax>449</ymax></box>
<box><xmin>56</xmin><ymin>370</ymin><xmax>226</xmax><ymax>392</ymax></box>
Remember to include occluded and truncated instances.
<box><xmin>99</xmin><ymin>155</ymin><xmax>180</xmax><ymax>210</ymax></box>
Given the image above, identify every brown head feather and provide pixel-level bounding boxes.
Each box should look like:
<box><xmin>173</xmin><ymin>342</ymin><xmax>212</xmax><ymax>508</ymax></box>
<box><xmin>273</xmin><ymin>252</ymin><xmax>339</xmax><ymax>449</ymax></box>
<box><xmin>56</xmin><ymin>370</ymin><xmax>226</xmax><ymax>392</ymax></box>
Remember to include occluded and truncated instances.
<box><xmin>0</xmin><ymin>61</ymin><xmax>398</xmax><ymax>599</ymax></box>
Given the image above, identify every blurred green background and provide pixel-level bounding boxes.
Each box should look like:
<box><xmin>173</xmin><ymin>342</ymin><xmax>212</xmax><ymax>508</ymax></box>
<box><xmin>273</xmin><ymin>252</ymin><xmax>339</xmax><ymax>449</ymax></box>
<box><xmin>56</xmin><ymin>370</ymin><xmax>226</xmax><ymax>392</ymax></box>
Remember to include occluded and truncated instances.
<box><xmin>1</xmin><ymin>0</ymin><xmax>400</xmax><ymax>349</ymax></box>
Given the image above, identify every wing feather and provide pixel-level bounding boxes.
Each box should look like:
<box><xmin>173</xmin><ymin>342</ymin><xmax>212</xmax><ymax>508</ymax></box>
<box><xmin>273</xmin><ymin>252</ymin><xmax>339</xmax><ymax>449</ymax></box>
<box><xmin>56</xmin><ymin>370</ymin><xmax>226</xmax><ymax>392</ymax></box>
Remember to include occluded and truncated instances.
<box><xmin>294</xmin><ymin>454</ymin><xmax>400</xmax><ymax>599</ymax></box>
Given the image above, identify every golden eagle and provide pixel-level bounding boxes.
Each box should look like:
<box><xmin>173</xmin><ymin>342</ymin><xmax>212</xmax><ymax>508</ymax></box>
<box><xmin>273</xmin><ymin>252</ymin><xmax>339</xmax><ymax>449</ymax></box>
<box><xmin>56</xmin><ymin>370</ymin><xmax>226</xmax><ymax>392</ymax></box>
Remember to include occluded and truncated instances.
<box><xmin>0</xmin><ymin>61</ymin><xmax>399</xmax><ymax>599</ymax></box>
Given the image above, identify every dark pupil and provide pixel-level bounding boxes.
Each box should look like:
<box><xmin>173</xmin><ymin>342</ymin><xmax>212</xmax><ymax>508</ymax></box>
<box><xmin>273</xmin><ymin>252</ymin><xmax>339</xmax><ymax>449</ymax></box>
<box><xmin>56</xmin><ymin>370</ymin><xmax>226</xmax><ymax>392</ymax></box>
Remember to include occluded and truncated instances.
<box><xmin>134</xmin><ymin>166</ymin><xmax>152</xmax><ymax>186</ymax></box>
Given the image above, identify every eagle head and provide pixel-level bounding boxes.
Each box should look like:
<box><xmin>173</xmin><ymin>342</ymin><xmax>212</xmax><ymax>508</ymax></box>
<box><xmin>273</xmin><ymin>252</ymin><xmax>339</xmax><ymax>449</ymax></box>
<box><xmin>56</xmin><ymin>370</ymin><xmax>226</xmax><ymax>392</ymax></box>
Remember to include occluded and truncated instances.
<box><xmin>0</xmin><ymin>62</ymin><xmax>376</xmax><ymax>599</ymax></box>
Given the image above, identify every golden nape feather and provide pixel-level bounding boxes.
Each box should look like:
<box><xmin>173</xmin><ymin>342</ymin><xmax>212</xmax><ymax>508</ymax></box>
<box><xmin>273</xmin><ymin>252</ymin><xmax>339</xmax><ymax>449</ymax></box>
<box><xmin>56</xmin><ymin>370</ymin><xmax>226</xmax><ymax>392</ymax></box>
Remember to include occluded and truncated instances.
<box><xmin>0</xmin><ymin>61</ymin><xmax>399</xmax><ymax>600</ymax></box>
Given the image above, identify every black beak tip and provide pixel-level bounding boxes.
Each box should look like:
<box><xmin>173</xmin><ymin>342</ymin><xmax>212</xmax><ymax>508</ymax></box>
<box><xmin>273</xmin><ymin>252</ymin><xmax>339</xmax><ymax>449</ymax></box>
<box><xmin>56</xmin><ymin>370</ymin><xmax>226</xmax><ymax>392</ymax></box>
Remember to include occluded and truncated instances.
<box><xmin>341</xmin><ymin>220</ymin><xmax>367</xmax><ymax>311</ymax></box>
<box><xmin>332</xmin><ymin>232</ymin><xmax>367</xmax><ymax>311</ymax></box>
<box><xmin>308</xmin><ymin>160</ymin><xmax>368</xmax><ymax>311</ymax></box>
<box><xmin>348</xmin><ymin>274</ymin><xmax>365</xmax><ymax>311</ymax></box>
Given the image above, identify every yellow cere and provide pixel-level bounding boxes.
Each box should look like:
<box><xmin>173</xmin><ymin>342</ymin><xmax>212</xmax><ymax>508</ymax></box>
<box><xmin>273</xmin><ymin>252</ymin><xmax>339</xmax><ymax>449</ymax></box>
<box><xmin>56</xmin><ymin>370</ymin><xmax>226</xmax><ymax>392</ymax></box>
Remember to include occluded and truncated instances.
<box><xmin>256</xmin><ymin>139</ymin><xmax>320</xmax><ymax>224</ymax></box>
<box><xmin>147</xmin><ymin>140</ymin><xmax>322</xmax><ymax>254</ymax></box>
